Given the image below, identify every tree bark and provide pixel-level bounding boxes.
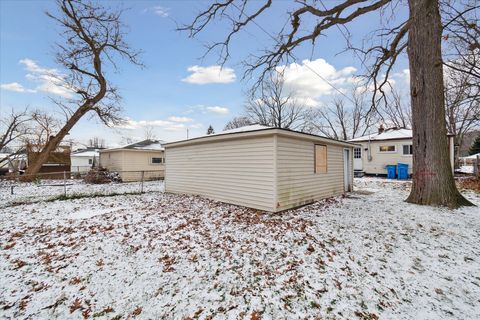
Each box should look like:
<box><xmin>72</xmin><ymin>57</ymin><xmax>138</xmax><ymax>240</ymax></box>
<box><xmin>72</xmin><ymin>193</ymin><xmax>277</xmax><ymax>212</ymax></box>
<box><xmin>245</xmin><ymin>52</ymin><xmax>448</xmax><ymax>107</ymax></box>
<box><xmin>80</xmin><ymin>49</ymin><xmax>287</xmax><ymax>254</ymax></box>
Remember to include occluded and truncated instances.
<box><xmin>406</xmin><ymin>0</ymin><xmax>473</xmax><ymax>207</ymax></box>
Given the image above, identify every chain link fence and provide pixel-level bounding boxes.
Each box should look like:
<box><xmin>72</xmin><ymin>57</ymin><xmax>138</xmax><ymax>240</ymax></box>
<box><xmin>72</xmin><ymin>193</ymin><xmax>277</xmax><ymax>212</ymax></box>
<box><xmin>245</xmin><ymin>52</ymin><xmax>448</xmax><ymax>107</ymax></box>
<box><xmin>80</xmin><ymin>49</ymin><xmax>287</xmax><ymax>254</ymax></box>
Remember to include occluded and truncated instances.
<box><xmin>0</xmin><ymin>169</ymin><xmax>164</xmax><ymax>208</ymax></box>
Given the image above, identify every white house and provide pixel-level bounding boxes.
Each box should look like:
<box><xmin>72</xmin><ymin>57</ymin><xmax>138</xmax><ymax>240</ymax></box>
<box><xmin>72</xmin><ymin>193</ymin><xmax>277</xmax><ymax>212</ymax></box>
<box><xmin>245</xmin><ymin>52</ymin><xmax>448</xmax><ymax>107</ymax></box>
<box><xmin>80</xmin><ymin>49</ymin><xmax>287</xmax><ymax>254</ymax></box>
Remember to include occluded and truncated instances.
<box><xmin>348</xmin><ymin>127</ymin><xmax>455</xmax><ymax>176</ymax></box>
<box><xmin>71</xmin><ymin>148</ymin><xmax>101</xmax><ymax>173</ymax></box>
<box><xmin>99</xmin><ymin>140</ymin><xmax>166</xmax><ymax>182</ymax></box>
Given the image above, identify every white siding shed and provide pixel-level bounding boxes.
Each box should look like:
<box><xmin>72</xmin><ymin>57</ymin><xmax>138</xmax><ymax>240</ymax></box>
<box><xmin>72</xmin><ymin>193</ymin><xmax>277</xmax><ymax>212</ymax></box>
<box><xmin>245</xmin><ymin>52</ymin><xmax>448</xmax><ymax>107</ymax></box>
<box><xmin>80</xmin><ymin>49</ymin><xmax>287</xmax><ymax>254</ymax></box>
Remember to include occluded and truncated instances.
<box><xmin>165</xmin><ymin>126</ymin><xmax>355</xmax><ymax>212</ymax></box>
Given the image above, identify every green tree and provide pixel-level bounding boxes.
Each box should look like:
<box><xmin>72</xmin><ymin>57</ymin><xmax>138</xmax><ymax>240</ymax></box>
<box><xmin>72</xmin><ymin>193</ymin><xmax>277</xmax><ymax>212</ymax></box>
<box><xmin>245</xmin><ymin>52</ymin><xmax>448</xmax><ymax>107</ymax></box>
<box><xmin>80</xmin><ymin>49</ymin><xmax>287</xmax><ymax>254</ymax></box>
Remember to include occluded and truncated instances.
<box><xmin>207</xmin><ymin>125</ymin><xmax>215</xmax><ymax>135</ymax></box>
<box><xmin>469</xmin><ymin>135</ymin><xmax>480</xmax><ymax>155</ymax></box>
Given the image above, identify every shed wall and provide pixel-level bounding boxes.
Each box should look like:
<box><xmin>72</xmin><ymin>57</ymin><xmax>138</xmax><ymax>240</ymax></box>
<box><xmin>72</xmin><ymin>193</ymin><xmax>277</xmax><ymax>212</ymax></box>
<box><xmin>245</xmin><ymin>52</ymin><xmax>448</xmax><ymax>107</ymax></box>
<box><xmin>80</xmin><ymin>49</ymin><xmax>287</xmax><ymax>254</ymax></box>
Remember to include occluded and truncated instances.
<box><xmin>165</xmin><ymin>135</ymin><xmax>275</xmax><ymax>211</ymax></box>
<box><xmin>276</xmin><ymin>135</ymin><xmax>352</xmax><ymax>211</ymax></box>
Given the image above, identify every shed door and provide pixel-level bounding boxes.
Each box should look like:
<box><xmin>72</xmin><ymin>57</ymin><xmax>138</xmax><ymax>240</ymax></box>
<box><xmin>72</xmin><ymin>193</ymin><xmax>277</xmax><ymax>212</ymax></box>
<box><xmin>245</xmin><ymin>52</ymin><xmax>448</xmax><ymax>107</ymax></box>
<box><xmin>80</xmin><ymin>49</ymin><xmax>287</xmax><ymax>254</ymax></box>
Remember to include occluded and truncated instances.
<box><xmin>344</xmin><ymin>149</ymin><xmax>351</xmax><ymax>192</ymax></box>
<box><xmin>353</xmin><ymin>147</ymin><xmax>362</xmax><ymax>171</ymax></box>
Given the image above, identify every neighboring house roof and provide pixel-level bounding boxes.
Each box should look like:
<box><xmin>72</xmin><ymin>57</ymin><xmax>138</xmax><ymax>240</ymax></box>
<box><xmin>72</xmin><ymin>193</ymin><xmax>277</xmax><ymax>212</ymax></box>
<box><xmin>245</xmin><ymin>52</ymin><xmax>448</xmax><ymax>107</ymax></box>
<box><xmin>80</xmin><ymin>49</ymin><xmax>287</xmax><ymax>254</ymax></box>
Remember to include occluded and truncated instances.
<box><xmin>166</xmin><ymin>125</ymin><xmax>356</xmax><ymax>148</ymax></box>
<box><xmin>348</xmin><ymin>128</ymin><xmax>413</xmax><ymax>142</ymax></box>
<box><xmin>71</xmin><ymin>149</ymin><xmax>101</xmax><ymax>157</ymax></box>
<box><xmin>101</xmin><ymin>139</ymin><xmax>166</xmax><ymax>152</ymax></box>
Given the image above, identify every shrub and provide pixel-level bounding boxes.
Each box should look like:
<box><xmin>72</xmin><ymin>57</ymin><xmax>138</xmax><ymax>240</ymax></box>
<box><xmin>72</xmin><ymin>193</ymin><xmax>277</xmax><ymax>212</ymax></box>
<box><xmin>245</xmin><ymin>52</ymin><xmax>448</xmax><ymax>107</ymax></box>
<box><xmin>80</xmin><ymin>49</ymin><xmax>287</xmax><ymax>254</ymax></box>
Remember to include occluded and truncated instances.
<box><xmin>83</xmin><ymin>168</ymin><xmax>122</xmax><ymax>184</ymax></box>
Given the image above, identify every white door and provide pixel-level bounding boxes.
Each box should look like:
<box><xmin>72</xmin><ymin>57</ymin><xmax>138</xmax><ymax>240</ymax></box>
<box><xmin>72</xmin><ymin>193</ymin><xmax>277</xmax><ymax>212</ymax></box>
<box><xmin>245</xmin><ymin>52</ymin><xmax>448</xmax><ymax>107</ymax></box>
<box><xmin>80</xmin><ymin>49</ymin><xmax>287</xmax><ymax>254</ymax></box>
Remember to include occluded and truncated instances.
<box><xmin>344</xmin><ymin>149</ymin><xmax>351</xmax><ymax>192</ymax></box>
<box><xmin>353</xmin><ymin>147</ymin><xmax>363</xmax><ymax>171</ymax></box>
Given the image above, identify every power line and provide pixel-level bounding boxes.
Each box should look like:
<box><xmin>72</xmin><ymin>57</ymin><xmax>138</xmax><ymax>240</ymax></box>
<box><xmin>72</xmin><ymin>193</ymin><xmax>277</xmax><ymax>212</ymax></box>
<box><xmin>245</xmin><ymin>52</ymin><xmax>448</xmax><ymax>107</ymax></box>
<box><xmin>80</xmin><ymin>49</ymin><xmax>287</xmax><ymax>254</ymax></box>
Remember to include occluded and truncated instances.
<box><xmin>317</xmin><ymin>0</ymin><xmax>397</xmax><ymax>107</ymax></box>
<box><xmin>230</xmin><ymin>2</ymin><xmax>358</xmax><ymax>105</ymax></box>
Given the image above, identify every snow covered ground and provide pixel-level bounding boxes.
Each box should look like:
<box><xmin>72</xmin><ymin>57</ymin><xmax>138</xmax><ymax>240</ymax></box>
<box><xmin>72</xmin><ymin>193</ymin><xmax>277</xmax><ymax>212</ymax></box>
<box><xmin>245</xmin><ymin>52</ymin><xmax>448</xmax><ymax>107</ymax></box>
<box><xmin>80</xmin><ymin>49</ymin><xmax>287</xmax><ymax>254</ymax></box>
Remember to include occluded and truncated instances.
<box><xmin>458</xmin><ymin>165</ymin><xmax>474</xmax><ymax>174</ymax></box>
<box><xmin>0</xmin><ymin>180</ymin><xmax>163</xmax><ymax>208</ymax></box>
<box><xmin>1</xmin><ymin>178</ymin><xmax>479</xmax><ymax>319</ymax></box>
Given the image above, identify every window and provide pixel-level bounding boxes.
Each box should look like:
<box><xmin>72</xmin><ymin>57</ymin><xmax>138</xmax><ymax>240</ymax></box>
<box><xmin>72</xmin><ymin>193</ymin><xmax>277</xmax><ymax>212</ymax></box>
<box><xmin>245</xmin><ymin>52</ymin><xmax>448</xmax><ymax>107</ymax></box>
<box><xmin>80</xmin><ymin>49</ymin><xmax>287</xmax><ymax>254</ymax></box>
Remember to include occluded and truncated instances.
<box><xmin>151</xmin><ymin>157</ymin><xmax>163</xmax><ymax>164</ymax></box>
<box><xmin>315</xmin><ymin>144</ymin><xmax>327</xmax><ymax>174</ymax></box>
<box><xmin>88</xmin><ymin>159</ymin><xmax>93</xmax><ymax>165</ymax></box>
<box><xmin>403</xmin><ymin>144</ymin><xmax>413</xmax><ymax>155</ymax></box>
<box><xmin>379</xmin><ymin>145</ymin><xmax>396</xmax><ymax>152</ymax></box>
<box><xmin>354</xmin><ymin>147</ymin><xmax>362</xmax><ymax>159</ymax></box>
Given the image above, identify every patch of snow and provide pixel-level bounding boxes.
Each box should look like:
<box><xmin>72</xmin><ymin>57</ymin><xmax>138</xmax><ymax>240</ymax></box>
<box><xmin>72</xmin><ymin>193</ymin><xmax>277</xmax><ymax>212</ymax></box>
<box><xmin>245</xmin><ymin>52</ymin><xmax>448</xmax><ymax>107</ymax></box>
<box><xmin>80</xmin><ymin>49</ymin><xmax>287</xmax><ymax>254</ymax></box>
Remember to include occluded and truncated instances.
<box><xmin>349</xmin><ymin>128</ymin><xmax>412</xmax><ymax>142</ymax></box>
<box><xmin>131</xmin><ymin>142</ymin><xmax>164</xmax><ymax>151</ymax></box>
<box><xmin>0</xmin><ymin>178</ymin><xmax>479</xmax><ymax>319</ymax></box>
<box><xmin>458</xmin><ymin>165</ymin><xmax>474</xmax><ymax>174</ymax></box>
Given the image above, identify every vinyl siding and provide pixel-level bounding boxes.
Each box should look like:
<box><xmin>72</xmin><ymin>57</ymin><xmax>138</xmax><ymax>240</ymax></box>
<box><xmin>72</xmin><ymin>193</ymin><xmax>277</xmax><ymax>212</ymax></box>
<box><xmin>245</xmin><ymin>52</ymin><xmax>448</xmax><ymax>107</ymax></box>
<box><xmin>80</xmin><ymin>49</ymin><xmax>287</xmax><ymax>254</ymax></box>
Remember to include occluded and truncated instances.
<box><xmin>100</xmin><ymin>150</ymin><xmax>165</xmax><ymax>181</ymax></box>
<box><xmin>165</xmin><ymin>135</ymin><xmax>275</xmax><ymax>211</ymax></box>
<box><xmin>356</xmin><ymin>139</ymin><xmax>413</xmax><ymax>175</ymax></box>
<box><xmin>276</xmin><ymin>136</ymin><xmax>353</xmax><ymax>211</ymax></box>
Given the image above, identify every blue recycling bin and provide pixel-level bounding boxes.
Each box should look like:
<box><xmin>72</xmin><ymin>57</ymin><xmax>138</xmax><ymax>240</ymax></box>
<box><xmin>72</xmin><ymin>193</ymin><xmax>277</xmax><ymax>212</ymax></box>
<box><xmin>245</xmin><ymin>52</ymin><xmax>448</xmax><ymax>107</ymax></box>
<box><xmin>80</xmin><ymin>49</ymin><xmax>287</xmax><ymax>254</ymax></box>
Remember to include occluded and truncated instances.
<box><xmin>397</xmin><ymin>163</ymin><xmax>409</xmax><ymax>180</ymax></box>
<box><xmin>386</xmin><ymin>165</ymin><xmax>397</xmax><ymax>179</ymax></box>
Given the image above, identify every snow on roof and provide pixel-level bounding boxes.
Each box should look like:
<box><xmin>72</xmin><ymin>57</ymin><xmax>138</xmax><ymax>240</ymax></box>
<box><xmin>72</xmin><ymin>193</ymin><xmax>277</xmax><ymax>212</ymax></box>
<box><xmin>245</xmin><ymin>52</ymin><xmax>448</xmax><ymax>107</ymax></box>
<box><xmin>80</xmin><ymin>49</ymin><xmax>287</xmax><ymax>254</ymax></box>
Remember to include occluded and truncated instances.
<box><xmin>166</xmin><ymin>125</ymin><xmax>272</xmax><ymax>144</ymax></box>
<box><xmin>103</xmin><ymin>139</ymin><xmax>166</xmax><ymax>152</ymax></box>
<box><xmin>348</xmin><ymin>128</ymin><xmax>412</xmax><ymax>142</ymax></box>
<box><xmin>71</xmin><ymin>150</ymin><xmax>100</xmax><ymax>157</ymax></box>
<box><xmin>460</xmin><ymin>153</ymin><xmax>480</xmax><ymax>159</ymax></box>
<box><xmin>212</xmin><ymin>124</ymin><xmax>272</xmax><ymax>135</ymax></box>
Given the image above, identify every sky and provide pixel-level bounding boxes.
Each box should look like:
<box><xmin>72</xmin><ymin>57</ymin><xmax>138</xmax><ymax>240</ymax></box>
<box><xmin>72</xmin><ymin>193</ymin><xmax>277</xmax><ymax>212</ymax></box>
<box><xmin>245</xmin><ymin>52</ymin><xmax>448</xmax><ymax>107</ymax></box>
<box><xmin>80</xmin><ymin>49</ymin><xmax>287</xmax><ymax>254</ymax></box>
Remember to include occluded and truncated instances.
<box><xmin>0</xmin><ymin>0</ymin><xmax>411</xmax><ymax>148</ymax></box>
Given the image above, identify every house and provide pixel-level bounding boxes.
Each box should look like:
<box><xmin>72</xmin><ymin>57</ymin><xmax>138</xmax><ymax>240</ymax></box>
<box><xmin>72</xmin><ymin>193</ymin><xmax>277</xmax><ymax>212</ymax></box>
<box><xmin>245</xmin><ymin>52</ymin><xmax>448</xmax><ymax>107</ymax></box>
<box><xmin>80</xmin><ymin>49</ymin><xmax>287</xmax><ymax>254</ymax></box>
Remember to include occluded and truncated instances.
<box><xmin>348</xmin><ymin>126</ymin><xmax>454</xmax><ymax>176</ymax></box>
<box><xmin>164</xmin><ymin>125</ymin><xmax>355</xmax><ymax>212</ymax></box>
<box><xmin>27</xmin><ymin>144</ymin><xmax>71</xmax><ymax>179</ymax></box>
<box><xmin>0</xmin><ymin>149</ymin><xmax>27</xmax><ymax>175</ymax></box>
<box><xmin>460</xmin><ymin>153</ymin><xmax>479</xmax><ymax>166</ymax></box>
<box><xmin>99</xmin><ymin>139</ymin><xmax>165</xmax><ymax>182</ymax></box>
<box><xmin>71</xmin><ymin>148</ymin><xmax>102</xmax><ymax>173</ymax></box>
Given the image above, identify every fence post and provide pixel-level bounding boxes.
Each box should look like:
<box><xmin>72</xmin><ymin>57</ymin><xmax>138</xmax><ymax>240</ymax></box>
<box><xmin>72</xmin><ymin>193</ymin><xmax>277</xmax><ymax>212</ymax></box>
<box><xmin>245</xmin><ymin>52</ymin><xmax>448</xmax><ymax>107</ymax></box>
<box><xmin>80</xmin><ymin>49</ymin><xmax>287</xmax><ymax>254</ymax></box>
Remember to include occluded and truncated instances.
<box><xmin>11</xmin><ymin>185</ymin><xmax>14</xmax><ymax>195</ymax></box>
<box><xmin>475</xmin><ymin>155</ymin><xmax>479</xmax><ymax>178</ymax></box>
<box><xmin>141</xmin><ymin>171</ymin><xmax>145</xmax><ymax>193</ymax></box>
<box><xmin>63</xmin><ymin>171</ymin><xmax>67</xmax><ymax>197</ymax></box>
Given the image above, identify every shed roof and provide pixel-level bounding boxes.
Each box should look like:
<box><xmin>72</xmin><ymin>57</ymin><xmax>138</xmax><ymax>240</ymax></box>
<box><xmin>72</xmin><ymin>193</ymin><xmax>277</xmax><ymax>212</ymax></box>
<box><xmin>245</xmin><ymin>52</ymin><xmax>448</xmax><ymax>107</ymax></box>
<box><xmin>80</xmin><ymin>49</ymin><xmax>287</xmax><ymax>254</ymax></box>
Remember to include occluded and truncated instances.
<box><xmin>165</xmin><ymin>125</ymin><xmax>356</xmax><ymax>148</ymax></box>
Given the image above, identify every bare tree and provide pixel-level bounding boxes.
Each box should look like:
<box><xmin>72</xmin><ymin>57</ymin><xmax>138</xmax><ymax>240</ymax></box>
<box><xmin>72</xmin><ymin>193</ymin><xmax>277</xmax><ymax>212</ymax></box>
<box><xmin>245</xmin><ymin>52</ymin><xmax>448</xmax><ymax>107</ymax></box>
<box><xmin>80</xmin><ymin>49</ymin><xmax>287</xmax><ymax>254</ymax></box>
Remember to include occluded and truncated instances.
<box><xmin>224</xmin><ymin>116</ymin><xmax>254</xmax><ymax>130</ymax></box>
<box><xmin>0</xmin><ymin>108</ymin><xmax>31</xmax><ymax>166</ymax></box>
<box><xmin>245</xmin><ymin>72</ymin><xmax>312</xmax><ymax>131</ymax></box>
<box><xmin>25</xmin><ymin>0</ymin><xmax>142</xmax><ymax>176</ymax></box>
<box><xmin>310</xmin><ymin>86</ymin><xmax>377</xmax><ymax>140</ymax></box>
<box><xmin>379</xmin><ymin>88</ymin><xmax>412</xmax><ymax>129</ymax></box>
<box><xmin>441</xmin><ymin>1</ymin><xmax>480</xmax><ymax>81</ymax></box>
<box><xmin>88</xmin><ymin>137</ymin><xmax>106</xmax><ymax>148</ymax></box>
<box><xmin>26</xmin><ymin>110</ymin><xmax>62</xmax><ymax>152</ymax></box>
<box><xmin>143</xmin><ymin>126</ymin><xmax>157</xmax><ymax>140</ymax></box>
<box><xmin>445</xmin><ymin>66</ymin><xmax>480</xmax><ymax>165</ymax></box>
<box><xmin>181</xmin><ymin>0</ymin><xmax>474</xmax><ymax>207</ymax></box>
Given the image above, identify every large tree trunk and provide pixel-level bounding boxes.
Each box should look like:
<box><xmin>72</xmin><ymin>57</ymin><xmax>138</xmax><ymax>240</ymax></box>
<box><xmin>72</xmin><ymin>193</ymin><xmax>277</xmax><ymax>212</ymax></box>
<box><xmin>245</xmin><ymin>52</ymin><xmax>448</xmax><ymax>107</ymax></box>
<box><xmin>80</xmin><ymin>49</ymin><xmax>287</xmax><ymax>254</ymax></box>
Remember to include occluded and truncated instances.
<box><xmin>24</xmin><ymin>106</ymin><xmax>90</xmax><ymax>178</ymax></box>
<box><xmin>406</xmin><ymin>0</ymin><xmax>473</xmax><ymax>207</ymax></box>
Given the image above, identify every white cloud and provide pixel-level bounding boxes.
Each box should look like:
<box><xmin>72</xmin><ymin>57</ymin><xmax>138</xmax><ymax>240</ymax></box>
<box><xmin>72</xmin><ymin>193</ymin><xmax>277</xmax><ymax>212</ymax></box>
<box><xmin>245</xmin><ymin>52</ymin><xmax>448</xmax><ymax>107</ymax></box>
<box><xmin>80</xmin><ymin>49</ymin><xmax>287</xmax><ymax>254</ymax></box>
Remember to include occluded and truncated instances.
<box><xmin>182</xmin><ymin>65</ymin><xmax>236</xmax><ymax>84</ymax></box>
<box><xmin>118</xmin><ymin>117</ymin><xmax>202</xmax><ymax>132</ymax></box>
<box><xmin>168</xmin><ymin>116</ymin><xmax>193</xmax><ymax>123</ymax></box>
<box><xmin>19</xmin><ymin>58</ymin><xmax>74</xmax><ymax>98</ymax></box>
<box><xmin>145</xmin><ymin>6</ymin><xmax>169</xmax><ymax>17</ymax></box>
<box><xmin>277</xmin><ymin>58</ymin><xmax>358</xmax><ymax>107</ymax></box>
<box><xmin>0</xmin><ymin>82</ymin><xmax>36</xmax><ymax>93</ymax></box>
<box><xmin>206</xmin><ymin>106</ymin><xmax>229</xmax><ymax>115</ymax></box>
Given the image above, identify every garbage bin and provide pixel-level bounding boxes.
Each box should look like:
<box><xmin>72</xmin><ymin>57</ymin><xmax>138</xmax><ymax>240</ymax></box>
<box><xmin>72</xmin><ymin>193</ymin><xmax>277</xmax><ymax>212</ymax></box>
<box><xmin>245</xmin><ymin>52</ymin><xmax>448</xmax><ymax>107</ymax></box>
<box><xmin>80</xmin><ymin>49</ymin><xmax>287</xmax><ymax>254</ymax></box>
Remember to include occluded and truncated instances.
<box><xmin>386</xmin><ymin>165</ymin><xmax>397</xmax><ymax>179</ymax></box>
<box><xmin>397</xmin><ymin>163</ymin><xmax>409</xmax><ymax>180</ymax></box>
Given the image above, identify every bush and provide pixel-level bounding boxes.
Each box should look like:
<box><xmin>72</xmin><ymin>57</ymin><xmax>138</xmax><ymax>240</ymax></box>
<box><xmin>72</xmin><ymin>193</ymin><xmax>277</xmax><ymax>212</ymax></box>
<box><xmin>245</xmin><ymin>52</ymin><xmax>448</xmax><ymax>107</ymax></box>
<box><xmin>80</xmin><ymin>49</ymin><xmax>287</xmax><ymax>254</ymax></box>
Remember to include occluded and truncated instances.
<box><xmin>83</xmin><ymin>168</ymin><xmax>122</xmax><ymax>184</ymax></box>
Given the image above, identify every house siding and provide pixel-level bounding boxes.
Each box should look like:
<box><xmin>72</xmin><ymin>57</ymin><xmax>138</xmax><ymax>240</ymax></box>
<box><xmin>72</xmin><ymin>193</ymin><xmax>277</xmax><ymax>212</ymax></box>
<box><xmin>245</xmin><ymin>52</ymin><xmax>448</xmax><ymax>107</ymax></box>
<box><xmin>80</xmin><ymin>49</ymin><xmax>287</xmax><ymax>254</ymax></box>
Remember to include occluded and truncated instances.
<box><xmin>356</xmin><ymin>139</ymin><xmax>414</xmax><ymax>175</ymax></box>
<box><xmin>100</xmin><ymin>150</ymin><xmax>165</xmax><ymax>181</ymax></box>
<box><xmin>165</xmin><ymin>135</ymin><xmax>275</xmax><ymax>211</ymax></box>
<box><xmin>276</xmin><ymin>135</ymin><xmax>352</xmax><ymax>211</ymax></box>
